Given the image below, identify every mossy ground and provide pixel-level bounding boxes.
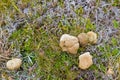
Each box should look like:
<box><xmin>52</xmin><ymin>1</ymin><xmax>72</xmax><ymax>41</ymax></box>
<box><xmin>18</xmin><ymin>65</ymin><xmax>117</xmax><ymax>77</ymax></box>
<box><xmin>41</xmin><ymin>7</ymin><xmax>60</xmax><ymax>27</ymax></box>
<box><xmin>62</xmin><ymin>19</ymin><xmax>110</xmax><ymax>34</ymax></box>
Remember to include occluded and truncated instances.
<box><xmin>0</xmin><ymin>0</ymin><xmax>120</xmax><ymax>80</ymax></box>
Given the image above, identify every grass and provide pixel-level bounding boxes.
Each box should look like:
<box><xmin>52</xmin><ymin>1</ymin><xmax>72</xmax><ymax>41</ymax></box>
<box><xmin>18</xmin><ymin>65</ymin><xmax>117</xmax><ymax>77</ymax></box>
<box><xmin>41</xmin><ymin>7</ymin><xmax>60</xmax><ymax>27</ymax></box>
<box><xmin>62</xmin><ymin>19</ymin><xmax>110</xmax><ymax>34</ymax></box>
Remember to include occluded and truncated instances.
<box><xmin>0</xmin><ymin>0</ymin><xmax>120</xmax><ymax>80</ymax></box>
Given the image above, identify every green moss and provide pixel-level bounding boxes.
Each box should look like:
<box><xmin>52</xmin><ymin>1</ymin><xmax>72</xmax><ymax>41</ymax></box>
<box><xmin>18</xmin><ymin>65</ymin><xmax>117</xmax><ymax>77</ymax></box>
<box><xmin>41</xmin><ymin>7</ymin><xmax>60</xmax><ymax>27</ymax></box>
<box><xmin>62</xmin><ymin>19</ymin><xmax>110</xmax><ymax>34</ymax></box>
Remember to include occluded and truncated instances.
<box><xmin>112</xmin><ymin>20</ymin><xmax>119</xmax><ymax>29</ymax></box>
<box><xmin>85</xmin><ymin>18</ymin><xmax>96</xmax><ymax>32</ymax></box>
<box><xmin>112</xmin><ymin>0</ymin><xmax>120</xmax><ymax>7</ymax></box>
<box><xmin>75</xmin><ymin>6</ymin><xmax>84</xmax><ymax>16</ymax></box>
<box><xmin>9</xmin><ymin>25</ymin><xmax>34</xmax><ymax>52</ymax></box>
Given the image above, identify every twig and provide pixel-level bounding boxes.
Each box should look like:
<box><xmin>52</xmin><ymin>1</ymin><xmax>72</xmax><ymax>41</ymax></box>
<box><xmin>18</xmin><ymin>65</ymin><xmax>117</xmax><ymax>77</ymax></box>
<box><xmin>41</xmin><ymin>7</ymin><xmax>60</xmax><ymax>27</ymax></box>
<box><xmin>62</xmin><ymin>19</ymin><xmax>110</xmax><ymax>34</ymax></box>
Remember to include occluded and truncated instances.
<box><xmin>0</xmin><ymin>55</ymin><xmax>10</xmax><ymax>60</ymax></box>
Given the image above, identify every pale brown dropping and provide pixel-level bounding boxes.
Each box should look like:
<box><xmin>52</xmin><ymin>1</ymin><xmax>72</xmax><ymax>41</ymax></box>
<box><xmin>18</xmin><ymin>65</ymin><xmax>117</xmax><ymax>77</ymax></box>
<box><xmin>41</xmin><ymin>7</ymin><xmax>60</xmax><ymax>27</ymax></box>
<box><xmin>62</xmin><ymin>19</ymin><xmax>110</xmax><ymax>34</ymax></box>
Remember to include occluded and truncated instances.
<box><xmin>6</xmin><ymin>58</ymin><xmax>22</xmax><ymax>70</ymax></box>
<box><xmin>79</xmin><ymin>52</ymin><xmax>93</xmax><ymax>69</ymax></box>
<box><xmin>59</xmin><ymin>34</ymin><xmax>79</xmax><ymax>54</ymax></box>
<box><xmin>87</xmin><ymin>31</ymin><xmax>97</xmax><ymax>44</ymax></box>
<box><xmin>78</xmin><ymin>33</ymin><xmax>89</xmax><ymax>47</ymax></box>
<box><xmin>107</xmin><ymin>68</ymin><xmax>114</xmax><ymax>75</ymax></box>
